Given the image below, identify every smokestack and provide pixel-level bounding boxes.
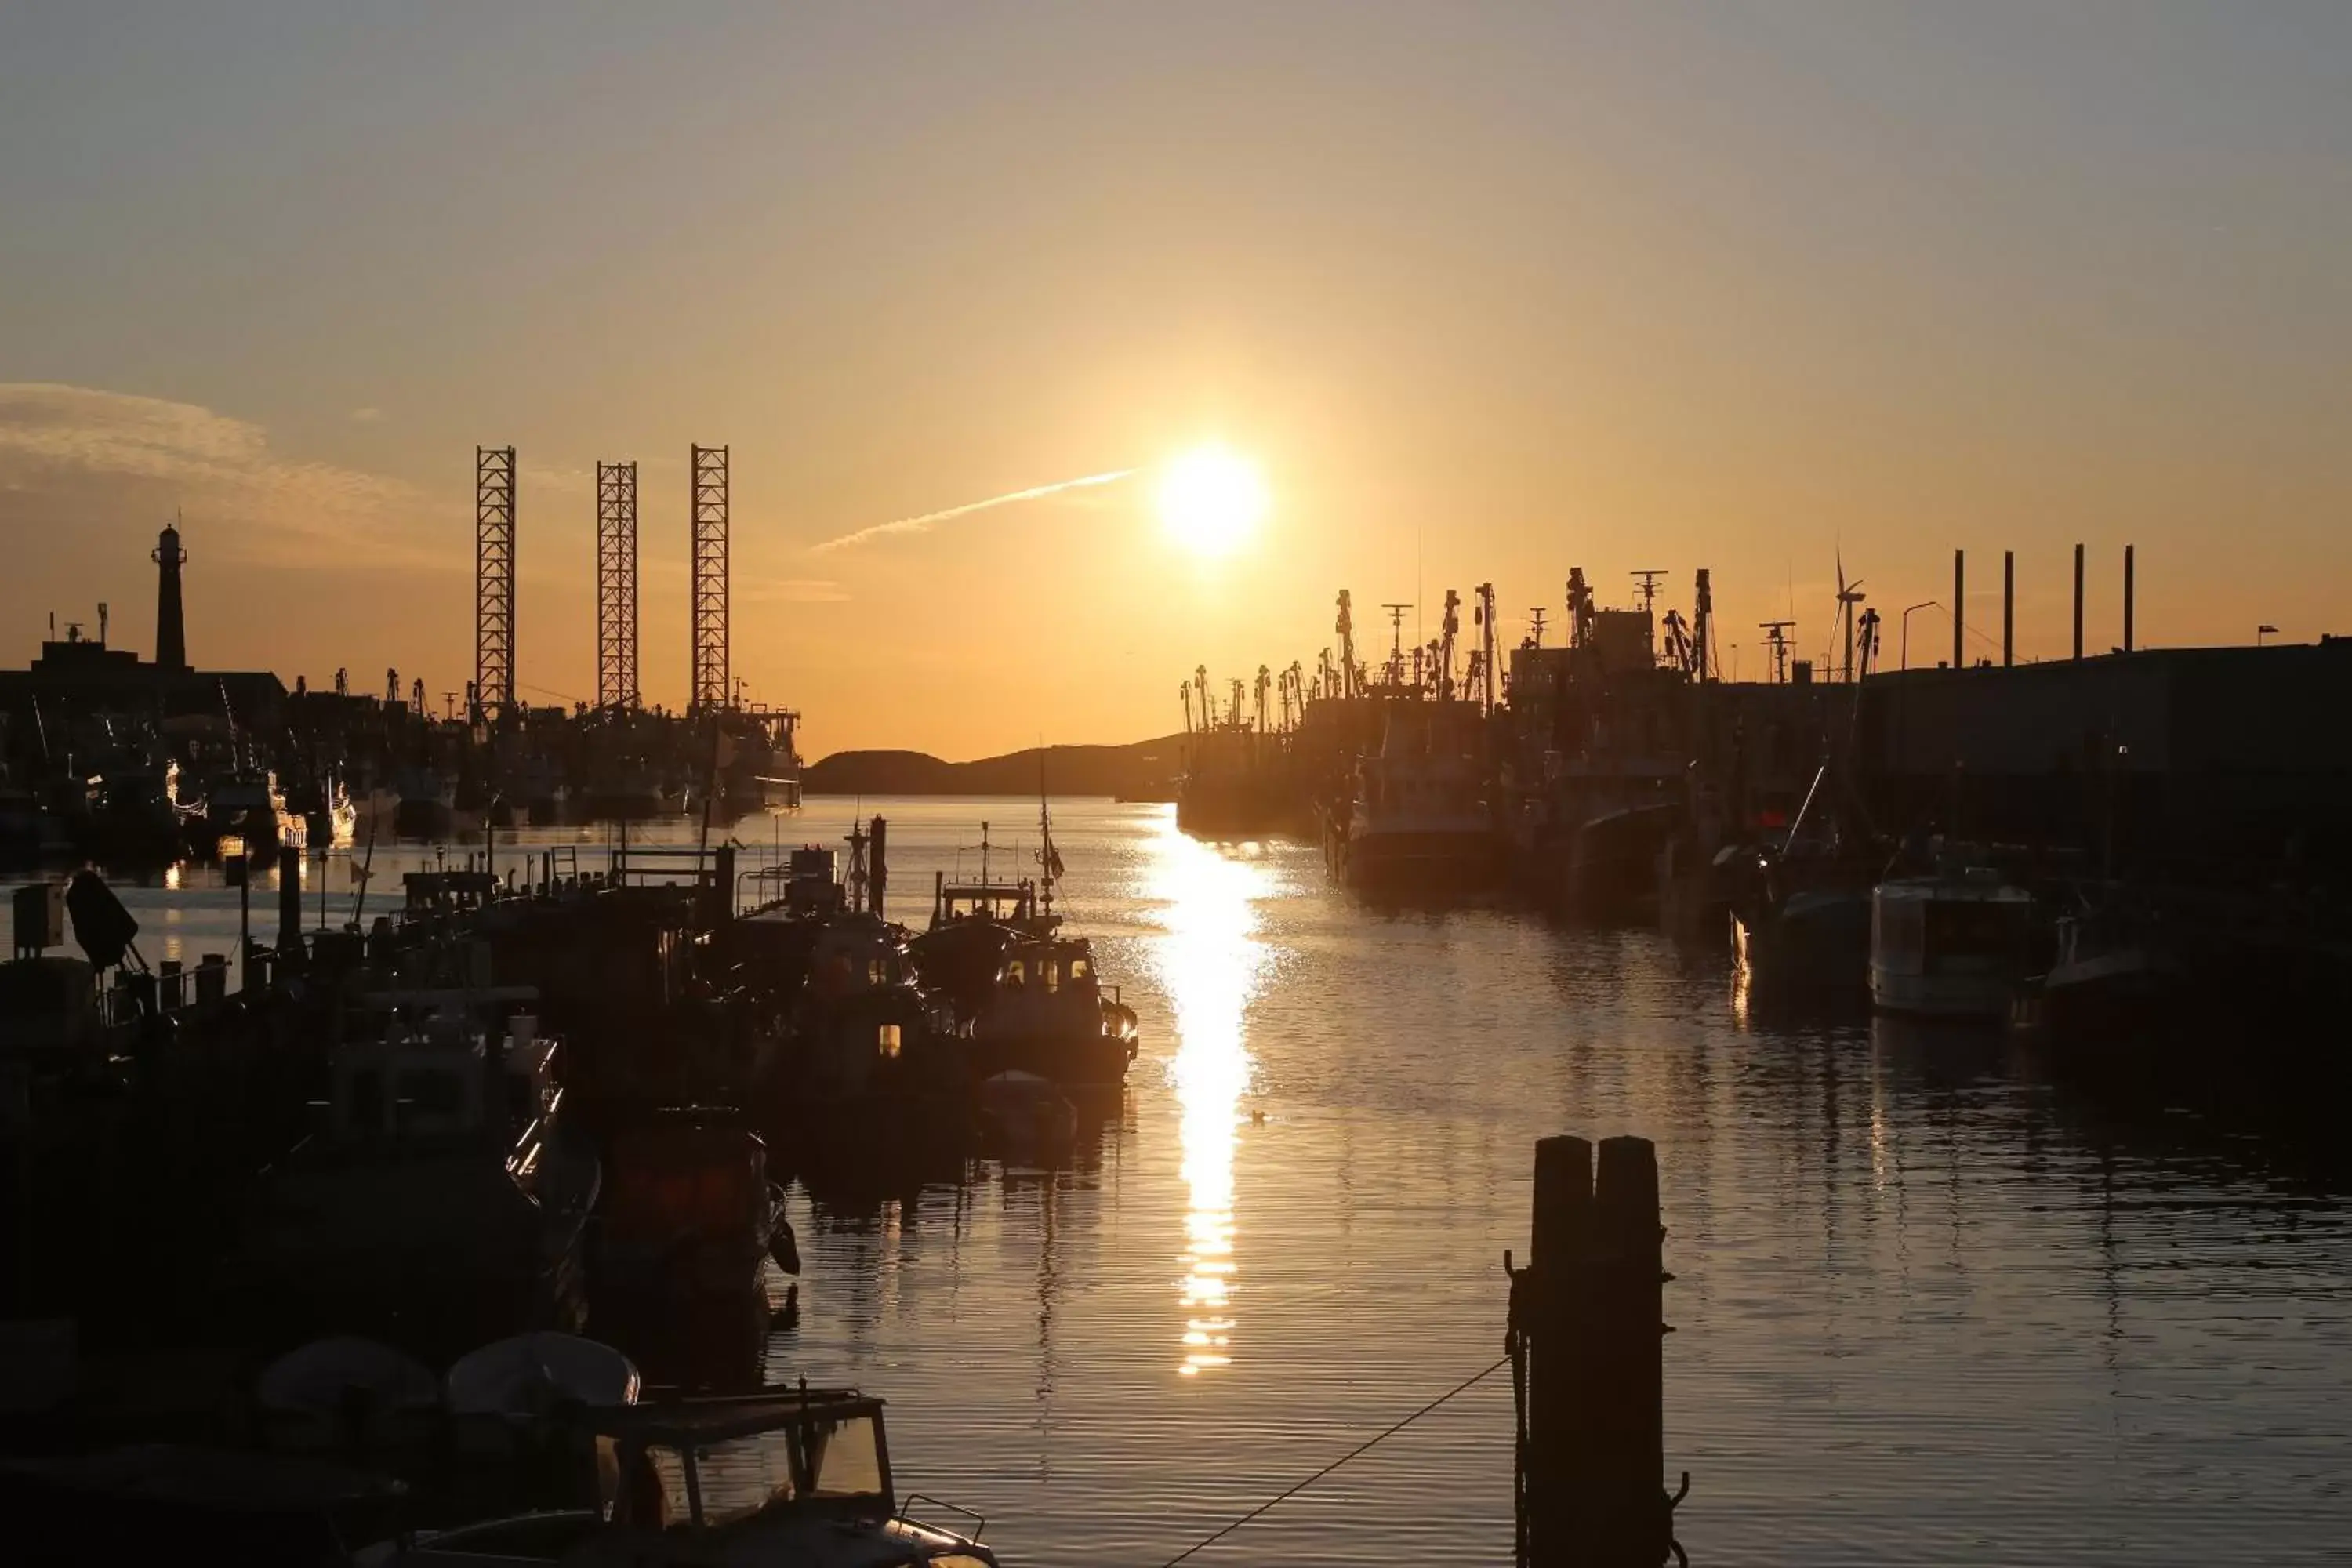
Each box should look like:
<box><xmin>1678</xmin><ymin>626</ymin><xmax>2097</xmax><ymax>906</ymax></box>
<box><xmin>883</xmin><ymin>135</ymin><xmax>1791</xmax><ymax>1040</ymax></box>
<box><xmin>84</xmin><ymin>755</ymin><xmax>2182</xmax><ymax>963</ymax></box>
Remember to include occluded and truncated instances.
<box><xmin>151</xmin><ymin>522</ymin><xmax>188</xmax><ymax>672</ymax></box>
<box><xmin>1953</xmin><ymin>550</ymin><xmax>1965</xmax><ymax>669</ymax></box>
<box><xmin>870</xmin><ymin>815</ymin><xmax>887</xmax><ymax>921</ymax></box>
<box><xmin>2073</xmin><ymin>543</ymin><xmax>2085</xmax><ymax>660</ymax></box>
<box><xmin>2123</xmin><ymin>544</ymin><xmax>2135</xmax><ymax>652</ymax></box>
<box><xmin>2002</xmin><ymin>551</ymin><xmax>2014</xmax><ymax>667</ymax></box>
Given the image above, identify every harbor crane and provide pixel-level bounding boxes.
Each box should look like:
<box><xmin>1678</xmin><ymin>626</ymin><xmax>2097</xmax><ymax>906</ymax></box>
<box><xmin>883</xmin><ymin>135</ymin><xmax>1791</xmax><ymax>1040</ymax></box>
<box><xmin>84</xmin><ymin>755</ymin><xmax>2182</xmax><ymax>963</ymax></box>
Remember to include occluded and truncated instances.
<box><xmin>1335</xmin><ymin>590</ymin><xmax>1360</xmax><ymax>699</ymax></box>
<box><xmin>1438</xmin><ymin>589</ymin><xmax>1461</xmax><ymax>700</ymax></box>
<box><xmin>1474</xmin><ymin>583</ymin><xmax>1498</xmax><ymax>713</ymax></box>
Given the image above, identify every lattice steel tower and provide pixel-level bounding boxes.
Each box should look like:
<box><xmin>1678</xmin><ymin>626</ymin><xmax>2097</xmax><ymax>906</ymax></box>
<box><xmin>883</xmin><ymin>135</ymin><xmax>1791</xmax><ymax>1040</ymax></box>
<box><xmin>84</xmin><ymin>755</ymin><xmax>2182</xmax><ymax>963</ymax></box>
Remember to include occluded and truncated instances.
<box><xmin>474</xmin><ymin>445</ymin><xmax>517</xmax><ymax>718</ymax></box>
<box><xmin>690</xmin><ymin>444</ymin><xmax>730</xmax><ymax>712</ymax></box>
<box><xmin>596</xmin><ymin>461</ymin><xmax>639</xmax><ymax>710</ymax></box>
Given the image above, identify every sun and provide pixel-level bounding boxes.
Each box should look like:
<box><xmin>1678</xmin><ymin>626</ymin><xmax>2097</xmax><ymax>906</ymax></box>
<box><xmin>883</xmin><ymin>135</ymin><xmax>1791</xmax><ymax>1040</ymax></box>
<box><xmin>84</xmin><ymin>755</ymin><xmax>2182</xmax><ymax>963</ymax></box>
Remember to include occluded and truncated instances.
<box><xmin>1157</xmin><ymin>444</ymin><xmax>1268</xmax><ymax>557</ymax></box>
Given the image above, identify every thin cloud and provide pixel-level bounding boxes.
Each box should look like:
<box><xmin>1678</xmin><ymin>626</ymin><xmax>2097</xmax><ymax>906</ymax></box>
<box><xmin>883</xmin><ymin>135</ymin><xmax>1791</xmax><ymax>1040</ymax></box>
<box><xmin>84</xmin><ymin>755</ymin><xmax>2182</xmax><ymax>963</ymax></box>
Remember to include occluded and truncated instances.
<box><xmin>0</xmin><ymin>382</ymin><xmax>456</xmax><ymax>571</ymax></box>
<box><xmin>350</xmin><ymin>406</ymin><xmax>384</xmax><ymax>423</ymax></box>
<box><xmin>809</xmin><ymin>466</ymin><xmax>1136</xmax><ymax>554</ymax></box>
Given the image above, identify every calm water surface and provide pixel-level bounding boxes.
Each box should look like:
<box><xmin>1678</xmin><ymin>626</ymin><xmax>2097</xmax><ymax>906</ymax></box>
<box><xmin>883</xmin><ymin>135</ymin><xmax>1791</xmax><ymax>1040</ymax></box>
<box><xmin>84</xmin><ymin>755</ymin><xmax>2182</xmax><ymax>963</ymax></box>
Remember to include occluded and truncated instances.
<box><xmin>32</xmin><ymin>800</ymin><xmax>2352</xmax><ymax>1564</ymax></box>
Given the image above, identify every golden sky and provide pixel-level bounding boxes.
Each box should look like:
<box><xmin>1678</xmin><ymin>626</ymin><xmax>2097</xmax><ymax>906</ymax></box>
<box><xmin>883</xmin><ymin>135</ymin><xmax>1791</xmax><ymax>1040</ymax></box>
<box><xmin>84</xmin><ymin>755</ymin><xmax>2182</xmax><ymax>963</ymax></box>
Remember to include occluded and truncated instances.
<box><xmin>5</xmin><ymin>4</ymin><xmax>2349</xmax><ymax>757</ymax></box>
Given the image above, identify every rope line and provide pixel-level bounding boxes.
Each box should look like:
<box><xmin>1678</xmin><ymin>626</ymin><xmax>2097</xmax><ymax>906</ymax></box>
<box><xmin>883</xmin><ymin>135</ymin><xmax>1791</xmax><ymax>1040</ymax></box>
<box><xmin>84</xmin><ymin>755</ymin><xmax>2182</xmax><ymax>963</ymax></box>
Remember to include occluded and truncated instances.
<box><xmin>1153</xmin><ymin>1355</ymin><xmax>1511</xmax><ymax>1568</ymax></box>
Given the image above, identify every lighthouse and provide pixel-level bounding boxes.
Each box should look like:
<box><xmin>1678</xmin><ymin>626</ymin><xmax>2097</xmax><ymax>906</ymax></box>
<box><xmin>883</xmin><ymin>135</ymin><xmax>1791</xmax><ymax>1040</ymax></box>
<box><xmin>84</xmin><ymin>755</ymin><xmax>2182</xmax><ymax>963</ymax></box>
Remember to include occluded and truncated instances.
<box><xmin>152</xmin><ymin>521</ymin><xmax>187</xmax><ymax>672</ymax></box>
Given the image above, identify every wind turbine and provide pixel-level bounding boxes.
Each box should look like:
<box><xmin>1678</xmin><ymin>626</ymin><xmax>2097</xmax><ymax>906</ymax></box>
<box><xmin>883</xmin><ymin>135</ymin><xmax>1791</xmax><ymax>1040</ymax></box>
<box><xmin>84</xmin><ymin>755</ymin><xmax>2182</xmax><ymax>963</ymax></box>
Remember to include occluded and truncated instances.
<box><xmin>1834</xmin><ymin>551</ymin><xmax>1867</xmax><ymax>683</ymax></box>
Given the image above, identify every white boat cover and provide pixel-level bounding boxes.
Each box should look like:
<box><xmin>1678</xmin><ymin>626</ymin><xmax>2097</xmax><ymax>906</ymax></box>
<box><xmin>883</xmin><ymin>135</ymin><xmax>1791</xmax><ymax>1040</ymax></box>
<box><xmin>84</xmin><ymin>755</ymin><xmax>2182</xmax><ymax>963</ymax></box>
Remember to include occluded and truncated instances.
<box><xmin>255</xmin><ymin>1336</ymin><xmax>439</xmax><ymax>1417</ymax></box>
<box><xmin>445</xmin><ymin>1331</ymin><xmax>640</xmax><ymax>1419</ymax></box>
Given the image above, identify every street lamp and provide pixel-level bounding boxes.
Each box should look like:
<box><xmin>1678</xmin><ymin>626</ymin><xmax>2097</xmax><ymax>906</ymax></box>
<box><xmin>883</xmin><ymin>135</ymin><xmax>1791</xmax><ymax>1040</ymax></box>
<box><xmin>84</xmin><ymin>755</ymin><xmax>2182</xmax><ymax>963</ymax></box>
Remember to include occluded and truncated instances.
<box><xmin>1900</xmin><ymin>601</ymin><xmax>1942</xmax><ymax>671</ymax></box>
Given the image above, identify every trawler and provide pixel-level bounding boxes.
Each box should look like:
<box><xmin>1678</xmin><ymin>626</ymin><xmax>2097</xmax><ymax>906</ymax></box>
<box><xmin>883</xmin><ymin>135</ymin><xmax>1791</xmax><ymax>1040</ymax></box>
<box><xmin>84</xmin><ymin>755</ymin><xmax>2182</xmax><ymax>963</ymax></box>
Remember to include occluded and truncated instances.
<box><xmin>911</xmin><ymin>811</ymin><xmax>1138</xmax><ymax>1089</ymax></box>
<box><xmin>1336</xmin><ymin>702</ymin><xmax>1500</xmax><ymax>897</ymax></box>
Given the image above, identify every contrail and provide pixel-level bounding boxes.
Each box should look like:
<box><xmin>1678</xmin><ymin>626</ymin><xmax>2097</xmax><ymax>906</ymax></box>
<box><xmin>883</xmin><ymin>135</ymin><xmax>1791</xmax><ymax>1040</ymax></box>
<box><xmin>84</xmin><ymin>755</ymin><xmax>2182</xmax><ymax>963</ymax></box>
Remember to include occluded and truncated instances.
<box><xmin>810</xmin><ymin>466</ymin><xmax>1137</xmax><ymax>553</ymax></box>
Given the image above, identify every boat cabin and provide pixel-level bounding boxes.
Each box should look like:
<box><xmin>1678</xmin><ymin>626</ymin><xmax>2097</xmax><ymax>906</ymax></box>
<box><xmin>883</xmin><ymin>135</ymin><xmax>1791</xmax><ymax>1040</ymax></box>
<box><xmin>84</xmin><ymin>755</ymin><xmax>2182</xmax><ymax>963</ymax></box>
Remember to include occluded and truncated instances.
<box><xmin>328</xmin><ymin>989</ymin><xmax>559</xmax><ymax>1152</ymax></box>
<box><xmin>405</xmin><ymin>1391</ymin><xmax>998</xmax><ymax>1566</ymax></box>
<box><xmin>1870</xmin><ymin>871</ymin><xmax>2038</xmax><ymax>1018</ymax></box>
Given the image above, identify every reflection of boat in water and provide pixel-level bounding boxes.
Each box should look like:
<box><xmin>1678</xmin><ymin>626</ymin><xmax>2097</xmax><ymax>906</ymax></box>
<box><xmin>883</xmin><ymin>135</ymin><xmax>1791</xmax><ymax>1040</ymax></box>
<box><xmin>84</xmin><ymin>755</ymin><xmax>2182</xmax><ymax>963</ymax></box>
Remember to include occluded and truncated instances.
<box><xmin>1870</xmin><ymin>868</ymin><xmax>2038</xmax><ymax>1021</ymax></box>
<box><xmin>400</xmin><ymin>1389</ymin><xmax>1000</xmax><ymax>1566</ymax></box>
<box><xmin>977</xmin><ymin>1069</ymin><xmax>1078</xmax><ymax>1160</ymax></box>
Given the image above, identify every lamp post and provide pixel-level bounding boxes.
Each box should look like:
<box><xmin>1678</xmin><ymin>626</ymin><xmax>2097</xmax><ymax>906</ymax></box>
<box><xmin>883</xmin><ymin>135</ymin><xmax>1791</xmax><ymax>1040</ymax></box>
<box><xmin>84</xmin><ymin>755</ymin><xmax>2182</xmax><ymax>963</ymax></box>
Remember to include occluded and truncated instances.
<box><xmin>1900</xmin><ymin>601</ymin><xmax>1941</xmax><ymax>671</ymax></box>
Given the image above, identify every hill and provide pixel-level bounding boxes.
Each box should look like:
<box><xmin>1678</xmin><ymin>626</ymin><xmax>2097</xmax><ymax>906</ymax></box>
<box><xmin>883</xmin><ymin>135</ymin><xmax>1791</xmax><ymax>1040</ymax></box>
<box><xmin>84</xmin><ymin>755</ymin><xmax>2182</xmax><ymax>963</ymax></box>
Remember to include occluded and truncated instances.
<box><xmin>803</xmin><ymin>735</ymin><xmax>1183</xmax><ymax>799</ymax></box>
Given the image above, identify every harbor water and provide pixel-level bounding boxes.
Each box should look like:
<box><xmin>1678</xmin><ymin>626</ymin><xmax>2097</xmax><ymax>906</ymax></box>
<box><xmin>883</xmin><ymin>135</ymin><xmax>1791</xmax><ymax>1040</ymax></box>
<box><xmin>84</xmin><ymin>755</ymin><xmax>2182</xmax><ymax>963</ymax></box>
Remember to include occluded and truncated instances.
<box><xmin>38</xmin><ymin>799</ymin><xmax>2352</xmax><ymax>1564</ymax></box>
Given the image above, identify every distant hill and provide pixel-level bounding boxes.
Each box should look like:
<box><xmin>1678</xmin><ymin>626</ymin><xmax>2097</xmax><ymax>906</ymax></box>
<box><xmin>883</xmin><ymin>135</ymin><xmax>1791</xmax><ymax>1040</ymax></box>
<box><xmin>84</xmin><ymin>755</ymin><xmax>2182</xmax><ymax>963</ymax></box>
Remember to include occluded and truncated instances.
<box><xmin>804</xmin><ymin>736</ymin><xmax>1183</xmax><ymax>799</ymax></box>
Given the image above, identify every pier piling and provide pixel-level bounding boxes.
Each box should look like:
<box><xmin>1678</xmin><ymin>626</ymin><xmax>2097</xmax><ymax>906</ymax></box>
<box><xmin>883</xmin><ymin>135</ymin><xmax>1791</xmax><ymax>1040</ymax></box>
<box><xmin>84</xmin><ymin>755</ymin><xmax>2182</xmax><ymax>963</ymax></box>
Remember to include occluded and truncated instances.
<box><xmin>277</xmin><ymin>844</ymin><xmax>301</xmax><ymax>955</ymax></box>
<box><xmin>1515</xmin><ymin>1134</ymin><xmax>1675</xmax><ymax>1568</ymax></box>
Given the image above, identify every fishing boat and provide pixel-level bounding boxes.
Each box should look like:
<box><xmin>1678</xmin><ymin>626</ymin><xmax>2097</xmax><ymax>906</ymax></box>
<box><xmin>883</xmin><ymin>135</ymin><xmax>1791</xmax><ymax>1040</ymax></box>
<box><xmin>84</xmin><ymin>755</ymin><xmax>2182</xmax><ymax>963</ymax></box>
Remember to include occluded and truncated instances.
<box><xmin>913</xmin><ymin>811</ymin><xmax>1138</xmax><ymax>1089</ymax></box>
<box><xmin>205</xmin><ymin>768</ymin><xmax>292</xmax><ymax>857</ymax></box>
<box><xmin>397</xmin><ymin>1388</ymin><xmax>999</xmax><ymax>1566</ymax></box>
<box><xmin>1870</xmin><ymin>868</ymin><xmax>2038</xmax><ymax>1020</ymax></box>
<box><xmin>596</xmin><ymin>1115</ymin><xmax>797</xmax><ymax>1298</ymax></box>
<box><xmin>1336</xmin><ymin>703</ymin><xmax>1500</xmax><ymax>897</ymax></box>
<box><xmin>220</xmin><ymin>988</ymin><xmax>601</xmax><ymax>1360</ymax></box>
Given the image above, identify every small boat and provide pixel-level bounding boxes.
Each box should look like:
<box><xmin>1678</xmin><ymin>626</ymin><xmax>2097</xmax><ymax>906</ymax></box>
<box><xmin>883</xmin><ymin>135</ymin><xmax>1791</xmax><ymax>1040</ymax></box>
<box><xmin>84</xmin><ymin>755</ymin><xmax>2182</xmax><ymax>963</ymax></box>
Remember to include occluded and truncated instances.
<box><xmin>445</xmin><ymin>1332</ymin><xmax>640</xmax><ymax>1464</ymax></box>
<box><xmin>446</xmin><ymin>1332</ymin><xmax>641</xmax><ymax>1421</ymax></box>
<box><xmin>914</xmin><ymin>805</ymin><xmax>1139</xmax><ymax>1089</ymax></box>
<box><xmin>397</xmin><ymin>1388</ymin><xmax>998</xmax><ymax>1566</ymax></box>
<box><xmin>1870</xmin><ymin>868</ymin><xmax>2038</xmax><ymax>1020</ymax></box>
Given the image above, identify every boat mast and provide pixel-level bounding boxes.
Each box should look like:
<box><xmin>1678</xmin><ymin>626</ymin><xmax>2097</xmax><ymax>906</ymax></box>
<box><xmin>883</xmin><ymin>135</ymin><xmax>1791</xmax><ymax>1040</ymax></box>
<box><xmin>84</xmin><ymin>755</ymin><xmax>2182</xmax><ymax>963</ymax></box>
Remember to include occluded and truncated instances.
<box><xmin>1037</xmin><ymin>750</ymin><xmax>1056</xmax><ymax>918</ymax></box>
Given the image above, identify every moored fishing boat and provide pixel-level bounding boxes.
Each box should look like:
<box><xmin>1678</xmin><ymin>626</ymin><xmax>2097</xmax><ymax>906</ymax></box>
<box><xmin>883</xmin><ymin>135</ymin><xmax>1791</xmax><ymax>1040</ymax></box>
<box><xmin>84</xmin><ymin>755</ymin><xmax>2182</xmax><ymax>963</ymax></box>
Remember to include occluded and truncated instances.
<box><xmin>218</xmin><ymin>987</ymin><xmax>601</xmax><ymax>1360</ymax></box>
<box><xmin>1870</xmin><ymin>867</ymin><xmax>2038</xmax><ymax>1020</ymax></box>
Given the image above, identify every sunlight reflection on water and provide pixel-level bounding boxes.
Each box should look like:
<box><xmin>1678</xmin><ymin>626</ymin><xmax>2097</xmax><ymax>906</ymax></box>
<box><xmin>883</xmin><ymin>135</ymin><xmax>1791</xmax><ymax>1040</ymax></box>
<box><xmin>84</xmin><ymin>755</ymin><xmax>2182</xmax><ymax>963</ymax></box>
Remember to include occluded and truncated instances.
<box><xmin>1145</xmin><ymin>822</ymin><xmax>1272</xmax><ymax>1376</ymax></box>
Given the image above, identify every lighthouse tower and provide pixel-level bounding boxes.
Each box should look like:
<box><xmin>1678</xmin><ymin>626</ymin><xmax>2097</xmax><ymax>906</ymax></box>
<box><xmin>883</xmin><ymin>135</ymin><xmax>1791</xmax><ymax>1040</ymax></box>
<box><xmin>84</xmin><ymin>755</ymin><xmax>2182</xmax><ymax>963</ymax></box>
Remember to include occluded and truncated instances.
<box><xmin>152</xmin><ymin>521</ymin><xmax>188</xmax><ymax>672</ymax></box>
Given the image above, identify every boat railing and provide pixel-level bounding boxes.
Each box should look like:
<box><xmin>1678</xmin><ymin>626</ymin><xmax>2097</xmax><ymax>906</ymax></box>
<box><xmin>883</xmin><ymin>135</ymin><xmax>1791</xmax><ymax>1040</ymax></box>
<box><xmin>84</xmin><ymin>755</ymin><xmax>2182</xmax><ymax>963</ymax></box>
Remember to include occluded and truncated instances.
<box><xmin>895</xmin><ymin>1494</ymin><xmax>986</xmax><ymax>1546</ymax></box>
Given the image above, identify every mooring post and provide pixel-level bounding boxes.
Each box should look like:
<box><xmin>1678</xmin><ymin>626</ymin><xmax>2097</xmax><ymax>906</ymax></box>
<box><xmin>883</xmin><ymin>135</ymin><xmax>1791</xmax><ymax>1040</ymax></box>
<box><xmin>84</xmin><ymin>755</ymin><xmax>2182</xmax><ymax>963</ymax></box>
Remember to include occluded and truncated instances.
<box><xmin>1526</xmin><ymin>1135</ymin><xmax>1596</xmax><ymax>1564</ymax></box>
<box><xmin>1519</xmin><ymin>1134</ymin><xmax>1675</xmax><ymax>1568</ymax></box>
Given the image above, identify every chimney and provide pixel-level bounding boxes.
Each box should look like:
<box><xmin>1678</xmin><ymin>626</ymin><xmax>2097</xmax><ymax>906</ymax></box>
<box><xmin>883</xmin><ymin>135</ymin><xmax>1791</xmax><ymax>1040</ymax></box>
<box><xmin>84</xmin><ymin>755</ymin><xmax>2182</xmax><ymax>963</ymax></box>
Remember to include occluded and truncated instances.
<box><xmin>152</xmin><ymin>522</ymin><xmax>188</xmax><ymax>672</ymax></box>
<box><xmin>1952</xmin><ymin>550</ymin><xmax>1965</xmax><ymax>670</ymax></box>
<box><xmin>2123</xmin><ymin>544</ymin><xmax>2135</xmax><ymax>652</ymax></box>
<box><xmin>2072</xmin><ymin>543</ymin><xmax>2085</xmax><ymax>659</ymax></box>
<box><xmin>2002</xmin><ymin>552</ymin><xmax>2013</xmax><ymax>667</ymax></box>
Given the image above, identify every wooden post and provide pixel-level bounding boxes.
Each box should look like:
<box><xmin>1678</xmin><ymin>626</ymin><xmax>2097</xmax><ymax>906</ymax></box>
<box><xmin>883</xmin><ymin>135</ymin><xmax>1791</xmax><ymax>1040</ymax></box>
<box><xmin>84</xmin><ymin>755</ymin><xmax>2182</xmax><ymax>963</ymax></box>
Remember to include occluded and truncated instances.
<box><xmin>277</xmin><ymin>844</ymin><xmax>302</xmax><ymax>960</ymax></box>
<box><xmin>1526</xmin><ymin>1135</ymin><xmax>1595</xmax><ymax>1564</ymax></box>
<box><xmin>1519</xmin><ymin>1134</ymin><xmax>1674</xmax><ymax>1568</ymax></box>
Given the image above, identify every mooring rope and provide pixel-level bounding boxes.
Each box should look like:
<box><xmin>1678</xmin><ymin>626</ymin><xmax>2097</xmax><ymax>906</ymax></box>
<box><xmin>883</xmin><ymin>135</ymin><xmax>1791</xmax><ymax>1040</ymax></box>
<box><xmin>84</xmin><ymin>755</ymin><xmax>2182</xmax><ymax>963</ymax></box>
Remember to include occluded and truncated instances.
<box><xmin>1152</xmin><ymin>1355</ymin><xmax>1512</xmax><ymax>1568</ymax></box>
